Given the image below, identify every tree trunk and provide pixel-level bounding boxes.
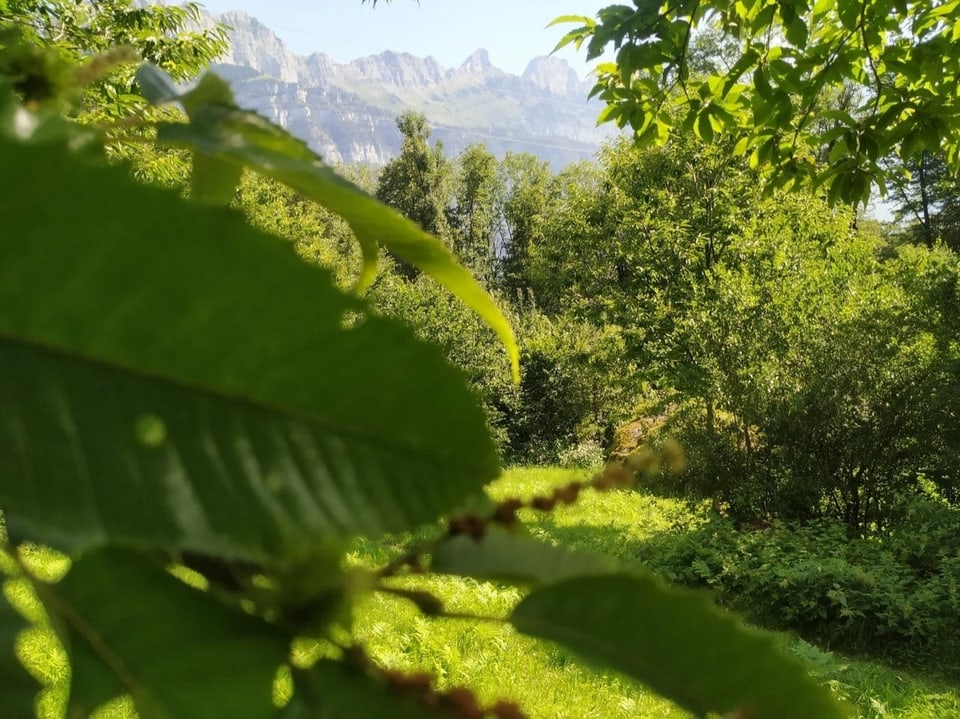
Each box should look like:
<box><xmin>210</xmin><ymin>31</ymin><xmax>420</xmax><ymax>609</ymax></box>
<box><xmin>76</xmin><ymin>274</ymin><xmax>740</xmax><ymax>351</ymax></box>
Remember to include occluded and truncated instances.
<box><xmin>920</xmin><ymin>151</ymin><xmax>934</xmax><ymax>248</ymax></box>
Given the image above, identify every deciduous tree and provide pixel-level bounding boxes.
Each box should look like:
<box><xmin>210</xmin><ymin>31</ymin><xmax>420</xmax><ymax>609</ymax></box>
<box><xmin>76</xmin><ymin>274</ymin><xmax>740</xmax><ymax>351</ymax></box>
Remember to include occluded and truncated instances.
<box><xmin>890</xmin><ymin>151</ymin><xmax>960</xmax><ymax>249</ymax></box>
<box><xmin>556</xmin><ymin>0</ymin><xmax>960</xmax><ymax>204</ymax></box>
<box><xmin>451</xmin><ymin>143</ymin><xmax>499</xmax><ymax>282</ymax></box>
<box><xmin>376</xmin><ymin>111</ymin><xmax>454</xmax><ymax>277</ymax></box>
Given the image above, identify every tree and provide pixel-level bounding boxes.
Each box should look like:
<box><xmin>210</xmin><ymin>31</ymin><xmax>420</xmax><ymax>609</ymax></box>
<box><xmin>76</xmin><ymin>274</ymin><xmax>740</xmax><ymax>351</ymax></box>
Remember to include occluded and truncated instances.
<box><xmin>640</xmin><ymin>198</ymin><xmax>960</xmax><ymax>529</ymax></box>
<box><xmin>450</xmin><ymin>143</ymin><xmax>499</xmax><ymax>283</ymax></box>
<box><xmin>235</xmin><ymin>172</ymin><xmax>363</xmax><ymax>290</ymax></box>
<box><xmin>890</xmin><ymin>151</ymin><xmax>960</xmax><ymax>250</ymax></box>
<box><xmin>556</xmin><ymin>0</ymin><xmax>960</xmax><ymax>204</ymax></box>
<box><xmin>494</xmin><ymin>152</ymin><xmax>553</xmax><ymax>298</ymax></box>
<box><xmin>0</xmin><ymin>0</ymin><xmax>228</xmax><ymax>188</ymax></box>
<box><xmin>0</xmin><ymin>0</ymin><xmax>227</xmax><ymax>116</ymax></box>
<box><xmin>376</xmin><ymin>111</ymin><xmax>453</xmax><ymax>278</ymax></box>
<box><xmin>524</xmin><ymin>133</ymin><xmax>757</xmax><ymax>374</ymax></box>
<box><xmin>522</xmin><ymin>160</ymin><xmax>607</xmax><ymax>317</ymax></box>
<box><xmin>505</xmin><ymin>128</ymin><xmax>960</xmax><ymax>529</ymax></box>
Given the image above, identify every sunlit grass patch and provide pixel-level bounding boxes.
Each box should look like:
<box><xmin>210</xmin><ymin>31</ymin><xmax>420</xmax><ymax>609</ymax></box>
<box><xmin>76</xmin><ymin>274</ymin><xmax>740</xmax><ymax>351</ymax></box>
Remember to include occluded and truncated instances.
<box><xmin>6</xmin><ymin>468</ymin><xmax>959</xmax><ymax>719</ymax></box>
<box><xmin>797</xmin><ymin>641</ymin><xmax>960</xmax><ymax>719</ymax></box>
<box><xmin>353</xmin><ymin>586</ymin><xmax>687</xmax><ymax>719</ymax></box>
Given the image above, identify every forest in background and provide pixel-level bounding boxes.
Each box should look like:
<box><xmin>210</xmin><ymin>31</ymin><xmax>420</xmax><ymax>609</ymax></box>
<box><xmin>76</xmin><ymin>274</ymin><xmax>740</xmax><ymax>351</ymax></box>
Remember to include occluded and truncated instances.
<box><xmin>217</xmin><ymin>108</ymin><xmax>960</xmax><ymax>666</ymax></box>
<box><xmin>236</xmin><ymin>108</ymin><xmax>960</xmax><ymax>521</ymax></box>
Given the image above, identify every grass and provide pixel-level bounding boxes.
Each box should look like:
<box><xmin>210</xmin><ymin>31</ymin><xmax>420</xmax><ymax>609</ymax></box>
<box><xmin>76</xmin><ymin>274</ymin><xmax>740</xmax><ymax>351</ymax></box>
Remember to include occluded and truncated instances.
<box><xmin>5</xmin><ymin>466</ymin><xmax>959</xmax><ymax>718</ymax></box>
<box><xmin>349</xmin><ymin>467</ymin><xmax>960</xmax><ymax>719</ymax></box>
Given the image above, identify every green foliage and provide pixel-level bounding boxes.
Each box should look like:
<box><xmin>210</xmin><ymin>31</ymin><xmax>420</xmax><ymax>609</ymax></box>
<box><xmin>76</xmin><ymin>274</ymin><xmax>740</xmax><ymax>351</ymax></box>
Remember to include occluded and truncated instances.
<box><xmin>520</xmin><ymin>161</ymin><xmax>608</xmax><ymax>318</ymax></box>
<box><xmin>494</xmin><ymin>469</ymin><xmax>960</xmax><ymax>714</ymax></box>
<box><xmin>139</xmin><ymin>69</ymin><xmax>519</xmax><ymax>381</ymax></box>
<box><xmin>512</xmin><ymin>574</ymin><xmax>845</xmax><ymax>719</ymax></box>
<box><xmin>638</xmin><ymin>502</ymin><xmax>960</xmax><ymax>665</ymax></box>
<box><xmin>375</xmin><ymin>111</ymin><xmax>454</xmax><ymax>276</ymax></box>
<box><xmin>0</xmin><ymin>582</ymin><xmax>40</xmax><ymax>717</ymax></box>
<box><xmin>890</xmin><ymin>151</ymin><xmax>960</xmax><ymax>250</ymax></box>
<box><xmin>508</xmin><ymin>311</ymin><xmax>637</xmax><ymax>464</ymax></box>
<box><xmin>360</xmin><ymin>113</ymin><xmax>959</xmax><ymax>537</ymax></box>
<box><xmin>357</xmin><ymin>467</ymin><xmax>960</xmax><ymax>718</ymax></box>
<box><xmin>368</xmin><ymin>271</ymin><xmax>519</xmax><ymax>452</ymax></box>
<box><xmin>369</xmin><ymin>275</ymin><xmax>634</xmax><ymax>466</ymax></box>
<box><xmin>0</xmin><ymin>0</ymin><xmax>223</xmax><ymax>189</ymax></box>
<box><xmin>557</xmin><ymin>0</ymin><xmax>960</xmax><ymax>204</ymax></box>
<box><xmin>282</xmin><ymin>661</ymin><xmax>458</xmax><ymax>719</ymax></box>
<box><xmin>419</xmin><ymin>518</ymin><xmax>849</xmax><ymax>719</ymax></box>
<box><xmin>644</xmin><ymin>232</ymin><xmax>960</xmax><ymax>529</ymax></box>
<box><xmin>16</xmin><ymin>469</ymin><xmax>955</xmax><ymax>719</ymax></box>
<box><xmin>0</xmin><ymin>35</ymin><xmax>848</xmax><ymax>719</ymax></box>
<box><xmin>235</xmin><ymin>172</ymin><xmax>363</xmax><ymax>290</ymax></box>
<box><xmin>450</xmin><ymin>143</ymin><xmax>499</xmax><ymax>283</ymax></box>
<box><xmin>0</xmin><ymin>0</ymin><xmax>227</xmax><ymax>116</ymax></box>
<box><xmin>369</xmin><ymin>141</ymin><xmax>639</xmax><ymax>465</ymax></box>
<box><xmin>431</xmin><ymin>529</ymin><xmax>619</xmax><ymax>584</ymax></box>
<box><xmin>884</xmin><ymin>490</ymin><xmax>960</xmax><ymax>580</ymax></box>
<box><xmin>495</xmin><ymin>152</ymin><xmax>553</xmax><ymax>298</ymax></box>
<box><xmin>0</xmin><ymin>138</ymin><xmax>496</xmax><ymax>560</ymax></box>
<box><xmin>518</xmin><ymin>134</ymin><xmax>760</xmax><ymax>379</ymax></box>
<box><xmin>45</xmin><ymin>548</ymin><xmax>288</xmax><ymax>719</ymax></box>
<box><xmin>532</xmin><ymin>135</ymin><xmax>960</xmax><ymax>531</ymax></box>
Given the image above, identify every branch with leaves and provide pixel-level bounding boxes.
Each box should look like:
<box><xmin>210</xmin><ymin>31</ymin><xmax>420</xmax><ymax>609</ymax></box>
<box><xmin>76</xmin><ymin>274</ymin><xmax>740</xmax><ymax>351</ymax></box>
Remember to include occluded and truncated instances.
<box><xmin>556</xmin><ymin>0</ymin><xmax>960</xmax><ymax>205</ymax></box>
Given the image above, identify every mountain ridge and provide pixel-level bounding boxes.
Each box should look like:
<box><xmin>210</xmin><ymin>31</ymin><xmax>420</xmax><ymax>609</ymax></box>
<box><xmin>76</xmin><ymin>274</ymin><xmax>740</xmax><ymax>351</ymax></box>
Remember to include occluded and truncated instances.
<box><xmin>202</xmin><ymin>9</ymin><xmax>612</xmax><ymax>167</ymax></box>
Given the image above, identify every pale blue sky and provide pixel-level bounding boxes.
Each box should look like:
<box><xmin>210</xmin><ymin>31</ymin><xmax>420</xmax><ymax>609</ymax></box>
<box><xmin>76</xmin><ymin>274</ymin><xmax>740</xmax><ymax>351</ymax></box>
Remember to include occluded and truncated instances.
<box><xmin>196</xmin><ymin>0</ymin><xmax>614</xmax><ymax>77</ymax></box>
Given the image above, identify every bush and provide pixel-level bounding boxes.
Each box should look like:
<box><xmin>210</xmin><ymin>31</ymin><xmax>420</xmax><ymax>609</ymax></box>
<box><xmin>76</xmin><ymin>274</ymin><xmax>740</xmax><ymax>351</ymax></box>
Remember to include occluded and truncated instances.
<box><xmin>883</xmin><ymin>490</ymin><xmax>960</xmax><ymax>576</ymax></box>
<box><xmin>370</xmin><ymin>299</ymin><xmax>641</xmax><ymax>466</ymax></box>
<box><xmin>556</xmin><ymin>439</ymin><xmax>606</xmax><ymax>469</ymax></box>
<box><xmin>636</xmin><ymin>501</ymin><xmax>960</xmax><ymax>665</ymax></box>
<box><xmin>636</xmin><ymin>236</ymin><xmax>960</xmax><ymax>532</ymax></box>
<box><xmin>504</xmin><ymin>310</ymin><xmax>638</xmax><ymax>464</ymax></box>
<box><xmin>369</xmin><ymin>270</ymin><xmax>519</xmax><ymax>452</ymax></box>
<box><xmin>637</xmin><ymin>400</ymin><xmax>767</xmax><ymax>517</ymax></box>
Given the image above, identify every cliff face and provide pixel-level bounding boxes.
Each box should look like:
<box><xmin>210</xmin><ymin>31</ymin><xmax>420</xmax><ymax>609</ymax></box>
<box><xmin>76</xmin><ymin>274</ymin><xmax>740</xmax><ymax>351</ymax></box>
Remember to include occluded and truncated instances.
<box><xmin>206</xmin><ymin>10</ymin><xmax>611</xmax><ymax>167</ymax></box>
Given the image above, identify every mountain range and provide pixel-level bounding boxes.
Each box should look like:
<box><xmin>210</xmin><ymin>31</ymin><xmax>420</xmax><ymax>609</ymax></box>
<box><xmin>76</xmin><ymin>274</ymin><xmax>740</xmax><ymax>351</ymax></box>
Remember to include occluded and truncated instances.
<box><xmin>201</xmin><ymin>10</ymin><xmax>614</xmax><ymax>168</ymax></box>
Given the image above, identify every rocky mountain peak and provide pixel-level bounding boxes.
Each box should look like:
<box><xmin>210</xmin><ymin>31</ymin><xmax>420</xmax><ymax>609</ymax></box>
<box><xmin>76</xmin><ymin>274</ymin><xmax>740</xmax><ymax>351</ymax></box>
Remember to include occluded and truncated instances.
<box><xmin>198</xmin><ymin>7</ymin><xmax>615</xmax><ymax>168</ymax></box>
<box><xmin>522</xmin><ymin>55</ymin><xmax>584</xmax><ymax>97</ymax></box>
<box><xmin>349</xmin><ymin>50</ymin><xmax>447</xmax><ymax>87</ymax></box>
<box><xmin>458</xmin><ymin>48</ymin><xmax>498</xmax><ymax>77</ymax></box>
<box><xmin>216</xmin><ymin>10</ymin><xmax>302</xmax><ymax>83</ymax></box>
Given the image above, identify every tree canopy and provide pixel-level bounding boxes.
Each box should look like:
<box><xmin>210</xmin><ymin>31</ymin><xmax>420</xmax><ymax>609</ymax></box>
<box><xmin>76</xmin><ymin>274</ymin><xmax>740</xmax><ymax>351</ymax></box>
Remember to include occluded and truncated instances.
<box><xmin>555</xmin><ymin>0</ymin><xmax>960</xmax><ymax>205</ymax></box>
<box><xmin>0</xmin><ymin>0</ymin><xmax>227</xmax><ymax>115</ymax></box>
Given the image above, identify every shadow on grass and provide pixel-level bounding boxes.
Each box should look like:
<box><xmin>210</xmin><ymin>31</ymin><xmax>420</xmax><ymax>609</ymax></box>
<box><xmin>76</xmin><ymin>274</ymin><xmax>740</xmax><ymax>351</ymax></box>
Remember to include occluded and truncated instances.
<box><xmin>526</xmin><ymin>508</ymin><xmax>960</xmax><ymax>687</ymax></box>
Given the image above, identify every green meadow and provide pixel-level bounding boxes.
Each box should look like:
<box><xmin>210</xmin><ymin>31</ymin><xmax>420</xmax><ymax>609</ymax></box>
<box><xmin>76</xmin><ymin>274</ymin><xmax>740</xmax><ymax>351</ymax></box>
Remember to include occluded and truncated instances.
<box><xmin>8</xmin><ymin>467</ymin><xmax>958</xmax><ymax>719</ymax></box>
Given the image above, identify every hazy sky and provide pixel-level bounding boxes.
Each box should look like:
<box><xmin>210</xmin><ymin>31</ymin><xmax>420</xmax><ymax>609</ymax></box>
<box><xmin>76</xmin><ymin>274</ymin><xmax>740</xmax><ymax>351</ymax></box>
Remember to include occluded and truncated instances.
<box><xmin>195</xmin><ymin>0</ymin><xmax>614</xmax><ymax>77</ymax></box>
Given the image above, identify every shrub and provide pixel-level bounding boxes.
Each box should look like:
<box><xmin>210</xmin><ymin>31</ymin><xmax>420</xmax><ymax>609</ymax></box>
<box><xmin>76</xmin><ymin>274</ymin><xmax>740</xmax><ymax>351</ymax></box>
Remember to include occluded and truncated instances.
<box><xmin>369</xmin><ymin>270</ymin><xmax>519</xmax><ymax>453</ymax></box>
<box><xmin>636</xmin><ymin>504</ymin><xmax>960</xmax><ymax>665</ymax></box>
<box><xmin>637</xmin><ymin>235</ymin><xmax>960</xmax><ymax>532</ymax></box>
<box><xmin>556</xmin><ymin>439</ymin><xmax>606</xmax><ymax>469</ymax></box>
<box><xmin>505</xmin><ymin>311</ymin><xmax>638</xmax><ymax>464</ymax></box>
